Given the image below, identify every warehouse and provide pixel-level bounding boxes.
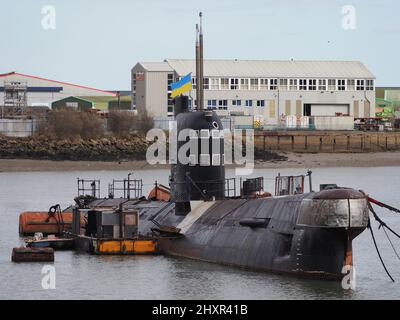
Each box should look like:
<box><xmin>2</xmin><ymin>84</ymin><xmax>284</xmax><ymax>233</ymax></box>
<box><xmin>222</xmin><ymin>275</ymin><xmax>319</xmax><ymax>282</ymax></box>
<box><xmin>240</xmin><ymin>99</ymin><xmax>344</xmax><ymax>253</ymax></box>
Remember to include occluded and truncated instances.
<box><xmin>51</xmin><ymin>96</ymin><xmax>94</xmax><ymax>111</ymax></box>
<box><xmin>0</xmin><ymin>71</ymin><xmax>116</xmax><ymax>111</ymax></box>
<box><xmin>131</xmin><ymin>59</ymin><xmax>376</xmax><ymax>126</ymax></box>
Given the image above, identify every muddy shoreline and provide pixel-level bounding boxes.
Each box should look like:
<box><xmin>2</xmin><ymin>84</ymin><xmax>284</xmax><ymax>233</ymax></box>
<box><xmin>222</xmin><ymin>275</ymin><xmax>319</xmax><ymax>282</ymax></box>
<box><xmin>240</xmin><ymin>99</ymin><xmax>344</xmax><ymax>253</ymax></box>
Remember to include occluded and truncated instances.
<box><xmin>0</xmin><ymin>151</ymin><xmax>399</xmax><ymax>172</ymax></box>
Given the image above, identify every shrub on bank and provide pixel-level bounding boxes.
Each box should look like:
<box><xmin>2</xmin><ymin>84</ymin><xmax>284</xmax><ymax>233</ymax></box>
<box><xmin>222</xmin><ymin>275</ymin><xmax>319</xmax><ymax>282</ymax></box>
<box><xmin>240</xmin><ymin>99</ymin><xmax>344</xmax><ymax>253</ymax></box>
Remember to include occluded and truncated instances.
<box><xmin>36</xmin><ymin>109</ymin><xmax>104</xmax><ymax>139</ymax></box>
<box><xmin>108</xmin><ymin>110</ymin><xmax>154</xmax><ymax>137</ymax></box>
<box><xmin>107</xmin><ymin>111</ymin><xmax>136</xmax><ymax>137</ymax></box>
<box><xmin>35</xmin><ymin>108</ymin><xmax>155</xmax><ymax>140</ymax></box>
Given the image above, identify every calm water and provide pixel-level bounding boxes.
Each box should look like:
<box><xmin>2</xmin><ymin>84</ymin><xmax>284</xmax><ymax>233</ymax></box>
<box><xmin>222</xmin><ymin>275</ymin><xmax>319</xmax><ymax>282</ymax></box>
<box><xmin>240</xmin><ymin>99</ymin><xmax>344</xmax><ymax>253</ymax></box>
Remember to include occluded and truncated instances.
<box><xmin>1</xmin><ymin>167</ymin><xmax>400</xmax><ymax>300</ymax></box>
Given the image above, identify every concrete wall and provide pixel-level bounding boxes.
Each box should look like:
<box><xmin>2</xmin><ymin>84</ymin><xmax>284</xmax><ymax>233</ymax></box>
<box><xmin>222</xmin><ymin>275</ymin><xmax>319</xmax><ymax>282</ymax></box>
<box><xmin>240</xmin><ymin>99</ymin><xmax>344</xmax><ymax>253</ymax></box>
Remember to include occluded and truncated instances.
<box><xmin>192</xmin><ymin>89</ymin><xmax>375</xmax><ymax>124</ymax></box>
<box><xmin>132</xmin><ymin>65</ymin><xmax>172</xmax><ymax>118</ymax></box>
<box><xmin>0</xmin><ymin>119</ymin><xmax>36</xmax><ymax>137</ymax></box>
<box><xmin>311</xmin><ymin>116</ymin><xmax>354</xmax><ymax>130</ymax></box>
<box><xmin>145</xmin><ymin>72</ymin><xmax>170</xmax><ymax>118</ymax></box>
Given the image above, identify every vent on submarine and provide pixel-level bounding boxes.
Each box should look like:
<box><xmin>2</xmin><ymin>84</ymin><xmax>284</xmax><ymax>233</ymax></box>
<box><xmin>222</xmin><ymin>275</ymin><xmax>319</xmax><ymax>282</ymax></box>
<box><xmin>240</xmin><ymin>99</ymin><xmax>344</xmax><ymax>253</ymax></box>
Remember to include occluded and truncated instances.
<box><xmin>170</xmin><ymin>96</ymin><xmax>225</xmax><ymax>213</ymax></box>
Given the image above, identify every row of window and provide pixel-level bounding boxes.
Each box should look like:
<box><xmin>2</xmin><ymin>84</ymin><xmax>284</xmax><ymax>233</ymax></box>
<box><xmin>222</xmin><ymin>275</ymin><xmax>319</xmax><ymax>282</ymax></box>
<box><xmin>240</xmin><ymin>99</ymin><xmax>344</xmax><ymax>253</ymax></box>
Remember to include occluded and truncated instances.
<box><xmin>167</xmin><ymin>73</ymin><xmax>174</xmax><ymax>106</ymax></box>
<box><xmin>204</xmin><ymin>99</ymin><xmax>266</xmax><ymax>109</ymax></box>
<box><xmin>190</xmin><ymin>78</ymin><xmax>374</xmax><ymax>91</ymax></box>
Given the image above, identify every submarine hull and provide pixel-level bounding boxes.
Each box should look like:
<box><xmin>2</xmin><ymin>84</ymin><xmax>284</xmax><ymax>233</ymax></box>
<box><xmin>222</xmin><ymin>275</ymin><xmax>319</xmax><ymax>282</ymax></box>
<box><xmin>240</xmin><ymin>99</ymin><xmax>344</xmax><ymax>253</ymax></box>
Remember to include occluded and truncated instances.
<box><xmin>67</xmin><ymin>187</ymin><xmax>368</xmax><ymax>279</ymax></box>
<box><xmin>135</xmin><ymin>188</ymin><xmax>369</xmax><ymax>280</ymax></box>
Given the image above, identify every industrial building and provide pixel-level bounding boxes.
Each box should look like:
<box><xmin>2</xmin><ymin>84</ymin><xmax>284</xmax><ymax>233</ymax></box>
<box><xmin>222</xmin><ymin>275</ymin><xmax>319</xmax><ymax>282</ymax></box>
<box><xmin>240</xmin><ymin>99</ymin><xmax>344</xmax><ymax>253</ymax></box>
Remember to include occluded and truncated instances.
<box><xmin>131</xmin><ymin>59</ymin><xmax>376</xmax><ymax>127</ymax></box>
<box><xmin>0</xmin><ymin>71</ymin><xmax>116</xmax><ymax>113</ymax></box>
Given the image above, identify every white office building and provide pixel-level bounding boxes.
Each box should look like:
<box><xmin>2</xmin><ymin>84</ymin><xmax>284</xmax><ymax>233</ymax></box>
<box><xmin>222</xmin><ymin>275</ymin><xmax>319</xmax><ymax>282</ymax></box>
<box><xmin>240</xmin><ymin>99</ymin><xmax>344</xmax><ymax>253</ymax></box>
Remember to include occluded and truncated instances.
<box><xmin>131</xmin><ymin>59</ymin><xmax>375</xmax><ymax>125</ymax></box>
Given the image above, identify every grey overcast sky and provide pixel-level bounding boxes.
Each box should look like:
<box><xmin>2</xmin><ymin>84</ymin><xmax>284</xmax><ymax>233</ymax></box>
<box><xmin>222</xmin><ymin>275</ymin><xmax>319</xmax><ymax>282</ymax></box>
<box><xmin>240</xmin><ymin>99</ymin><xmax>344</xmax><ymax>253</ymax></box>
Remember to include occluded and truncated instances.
<box><xmin>0</xmin><ymin>0</ymin><xmax>398</xmax><ymax>90</ymax></box>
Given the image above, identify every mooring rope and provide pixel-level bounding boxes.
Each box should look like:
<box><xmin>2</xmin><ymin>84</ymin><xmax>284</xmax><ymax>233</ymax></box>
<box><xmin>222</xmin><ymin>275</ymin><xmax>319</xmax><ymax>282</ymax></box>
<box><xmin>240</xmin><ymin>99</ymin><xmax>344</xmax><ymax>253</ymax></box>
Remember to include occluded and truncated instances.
<box><xmin>368</xmin><ymin>201</ymin><xmax>400</xmax><ymax>240</ymax></box>
<box><xmin>382</xmin><ymin>226</ymin><xmax>400</xmax><ymax>261</ymax></box>
<box><xmin>367</xmin><ymin>218</ymin><xmax>395</xmax><ymax>282</ymax></box>
<box><xmin>362</xmin><ymin>192</ymin><xmax>400</xmax><ymax>282</ymax></box>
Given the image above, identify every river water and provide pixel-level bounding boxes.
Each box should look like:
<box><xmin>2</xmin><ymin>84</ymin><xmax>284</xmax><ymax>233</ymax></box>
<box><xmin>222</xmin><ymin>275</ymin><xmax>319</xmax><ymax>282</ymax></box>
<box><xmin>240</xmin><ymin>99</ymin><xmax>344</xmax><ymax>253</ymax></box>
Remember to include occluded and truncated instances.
<box><xmin>1</xmin><ymin>167</ymin><xmax>400</xmax><ymax>300</ymax></box>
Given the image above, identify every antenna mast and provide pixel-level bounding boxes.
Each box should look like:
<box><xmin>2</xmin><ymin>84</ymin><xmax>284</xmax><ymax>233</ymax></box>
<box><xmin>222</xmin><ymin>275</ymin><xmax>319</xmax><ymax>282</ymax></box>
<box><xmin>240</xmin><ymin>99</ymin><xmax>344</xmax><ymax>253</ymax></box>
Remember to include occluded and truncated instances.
<box><xmin>198</xmin><ymin>12</ymin><xmax>204</xmax><ymax>111</ymax></box>
<box><xmin>195</xmin><ymin>23</ymin><xmax>200</xmax><ymax>111</ymax></box>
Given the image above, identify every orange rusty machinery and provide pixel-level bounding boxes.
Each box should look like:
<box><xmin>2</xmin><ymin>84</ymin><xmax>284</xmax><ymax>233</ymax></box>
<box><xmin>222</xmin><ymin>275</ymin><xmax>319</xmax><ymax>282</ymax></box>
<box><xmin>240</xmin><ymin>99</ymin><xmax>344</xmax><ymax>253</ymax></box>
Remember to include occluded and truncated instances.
<box><xmin>19</xmin><ymin>204</ymin><xmax>85</xmax><ymax>236</ymax></box>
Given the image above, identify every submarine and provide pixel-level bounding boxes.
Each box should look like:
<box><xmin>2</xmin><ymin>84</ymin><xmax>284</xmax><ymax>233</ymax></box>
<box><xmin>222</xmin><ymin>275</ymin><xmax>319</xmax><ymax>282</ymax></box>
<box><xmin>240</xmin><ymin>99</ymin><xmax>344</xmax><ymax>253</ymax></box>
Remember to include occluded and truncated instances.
<box><xmin>70</xmin><ymin>91</ymin><xmax>369</xmax><ymax>279</ymax></box>
<box><xmin>149</xmin><ymin>13</ymin><xmax>368</xmax><ymax>279</ymax></box>
<box><xmin>18</xmin><ymin>13</ymin><xmax>370</xmax><ymax>280</ymax></box>
<box><xmin>136</xmin><ymin>102</ymin><xmax>369</xmax><ymax>280</ymax></box>
<box><xmin>73</xmin><ymin>13</ymin><xmax>368</xmax><ymax>280</ymax></box>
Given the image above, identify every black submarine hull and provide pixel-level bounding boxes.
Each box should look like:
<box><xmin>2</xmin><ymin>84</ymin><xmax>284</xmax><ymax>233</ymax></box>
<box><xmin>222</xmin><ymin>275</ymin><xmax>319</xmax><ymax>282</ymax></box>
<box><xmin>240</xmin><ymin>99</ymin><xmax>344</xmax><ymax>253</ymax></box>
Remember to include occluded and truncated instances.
<box><xmin>134</xmin><ymin>188</ymin><xmax>369</xmax><ymax>280</ymax></box>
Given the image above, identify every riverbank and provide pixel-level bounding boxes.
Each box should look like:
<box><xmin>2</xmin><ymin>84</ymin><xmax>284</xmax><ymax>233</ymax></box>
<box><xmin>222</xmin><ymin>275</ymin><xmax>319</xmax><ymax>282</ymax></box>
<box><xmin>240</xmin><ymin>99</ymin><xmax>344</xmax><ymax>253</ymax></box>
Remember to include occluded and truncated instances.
<box><xmin>1</xmin><ymin>151</ymin><xmax>400</xmax><ymax>172</ymax></box>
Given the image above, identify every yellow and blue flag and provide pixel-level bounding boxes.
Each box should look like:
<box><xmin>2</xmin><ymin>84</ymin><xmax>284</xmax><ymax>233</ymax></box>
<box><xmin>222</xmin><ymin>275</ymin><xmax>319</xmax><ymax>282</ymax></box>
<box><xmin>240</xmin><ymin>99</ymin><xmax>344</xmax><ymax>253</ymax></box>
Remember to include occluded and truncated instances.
<box><xmin>171</xmin><ymin>73</ymin><xmax>192</xmax><ymax>98</ymax></box>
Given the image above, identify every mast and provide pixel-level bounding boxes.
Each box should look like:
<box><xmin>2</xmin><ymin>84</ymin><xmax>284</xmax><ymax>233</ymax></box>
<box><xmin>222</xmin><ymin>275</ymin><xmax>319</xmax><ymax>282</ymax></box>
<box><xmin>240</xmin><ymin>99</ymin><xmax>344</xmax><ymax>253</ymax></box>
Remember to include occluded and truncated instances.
<box><xmin>198</xmin><ymin>12</ymin><xmax>204</xmax><ymax>111</ymax></box>
<box><xmin>195</xmin><ymin>23</ymin><xmax>200</xmax><ymax>111</ymax></box>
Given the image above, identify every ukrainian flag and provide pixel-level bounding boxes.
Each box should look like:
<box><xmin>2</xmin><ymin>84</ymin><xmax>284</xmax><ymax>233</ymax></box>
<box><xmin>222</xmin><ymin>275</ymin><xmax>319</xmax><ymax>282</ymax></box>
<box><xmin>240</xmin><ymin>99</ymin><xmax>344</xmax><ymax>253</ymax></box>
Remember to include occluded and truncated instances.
<box><xmin>171</xmin><ymin>73</ymin><xmax>192</xmax><ymax>98</ymax></box>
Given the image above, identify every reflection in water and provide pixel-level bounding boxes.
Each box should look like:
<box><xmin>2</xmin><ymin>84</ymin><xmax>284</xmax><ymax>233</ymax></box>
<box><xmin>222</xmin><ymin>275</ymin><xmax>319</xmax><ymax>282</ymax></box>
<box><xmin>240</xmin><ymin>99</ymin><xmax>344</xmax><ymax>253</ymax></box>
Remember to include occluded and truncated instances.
<box><xmin>0</xmin><ymin>167</ymin><xmax>400</xmax><ymax>299</ymax></box>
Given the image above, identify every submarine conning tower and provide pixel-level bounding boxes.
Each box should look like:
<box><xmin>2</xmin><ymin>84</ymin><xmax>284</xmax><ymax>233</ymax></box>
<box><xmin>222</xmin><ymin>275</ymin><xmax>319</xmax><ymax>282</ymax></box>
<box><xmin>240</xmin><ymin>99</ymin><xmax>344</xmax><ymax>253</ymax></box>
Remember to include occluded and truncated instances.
<box><xmin>170</xmin><ymin>12</ymin><xmax>225</xmax><ymax>215</ymax></box>
<box><xmin>171</xmin><ymin>96</ymin><xmax>225</xmax><ymax>215</ymax></box>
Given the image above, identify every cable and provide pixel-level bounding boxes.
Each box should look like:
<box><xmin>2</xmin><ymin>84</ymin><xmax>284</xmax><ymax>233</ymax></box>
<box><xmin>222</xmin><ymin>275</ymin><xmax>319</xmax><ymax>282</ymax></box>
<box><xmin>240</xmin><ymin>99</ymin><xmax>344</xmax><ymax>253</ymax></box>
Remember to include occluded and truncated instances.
<box><xmin>368</xmin><ymin>202</ymin><xmax>400</xmax><ymax>240</ymax></box>
<box><xmin>382</xmin><ymin>226</ymin><xmax>400</xmax><ymax>261</ymax></box>
<box><xmin>368</xmin><ymin>218</ymin><xmax>395</xmax><ymax>282</ymax></box>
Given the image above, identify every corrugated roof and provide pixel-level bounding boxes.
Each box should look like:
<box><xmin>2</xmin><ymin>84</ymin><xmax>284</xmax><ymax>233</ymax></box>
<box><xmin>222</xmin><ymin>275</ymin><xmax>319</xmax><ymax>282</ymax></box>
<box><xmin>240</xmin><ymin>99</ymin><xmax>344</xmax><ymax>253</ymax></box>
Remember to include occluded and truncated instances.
<box><xmin>0</xmin><ymin>71</ymin><xmax>116</xmax><ymax>95</ymax></box>
<box><xmin>165</xmin><ymin>59</ymin><xmax>375</xmax><ymax>79</ymax></box>
<box><xmin>139</xmin><ymin>62</ymin><xmax>174</xmax><ymax>72</ymax></box>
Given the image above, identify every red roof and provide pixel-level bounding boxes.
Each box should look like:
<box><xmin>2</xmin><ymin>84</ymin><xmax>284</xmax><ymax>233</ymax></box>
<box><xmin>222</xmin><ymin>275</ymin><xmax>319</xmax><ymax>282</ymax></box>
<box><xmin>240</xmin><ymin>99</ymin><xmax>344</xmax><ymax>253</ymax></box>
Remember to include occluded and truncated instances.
<box><xmin>0</xmin><ymin>71</ymin><xmax>117</xmax><ymax>96</ymax></box>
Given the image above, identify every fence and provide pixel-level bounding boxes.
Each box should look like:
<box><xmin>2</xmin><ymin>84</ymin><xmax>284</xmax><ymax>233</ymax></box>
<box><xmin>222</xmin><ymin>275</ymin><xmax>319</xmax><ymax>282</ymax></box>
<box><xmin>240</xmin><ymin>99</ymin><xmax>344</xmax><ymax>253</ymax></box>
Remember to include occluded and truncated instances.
<box><xmin>254</xmin><ymin>131</ymin><xmax>400</xmax><ymax>154</ymax></box>
<box><xmin>0</xmin><ymin>119</ymin><xmax>36</xmax><ymax>137</ymax></box>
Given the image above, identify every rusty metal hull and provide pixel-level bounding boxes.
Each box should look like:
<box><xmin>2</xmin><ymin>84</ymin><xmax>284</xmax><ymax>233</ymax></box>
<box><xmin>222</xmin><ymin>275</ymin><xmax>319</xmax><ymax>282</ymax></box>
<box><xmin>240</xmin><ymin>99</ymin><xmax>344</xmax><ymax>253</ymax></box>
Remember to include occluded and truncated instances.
<box><xmin>133</xmin><ymin>189</ymin><xmax>368</xmax><ymax>280</ymax></box>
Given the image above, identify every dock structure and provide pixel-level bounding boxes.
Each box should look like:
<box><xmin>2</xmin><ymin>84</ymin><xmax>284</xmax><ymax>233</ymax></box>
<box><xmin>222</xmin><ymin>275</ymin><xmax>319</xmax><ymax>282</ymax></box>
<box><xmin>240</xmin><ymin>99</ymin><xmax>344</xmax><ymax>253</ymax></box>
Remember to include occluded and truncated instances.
<box><xmin>254</xmin><ymin>130</ymin><xmax>400</xmax><ymax>154</ymax></box>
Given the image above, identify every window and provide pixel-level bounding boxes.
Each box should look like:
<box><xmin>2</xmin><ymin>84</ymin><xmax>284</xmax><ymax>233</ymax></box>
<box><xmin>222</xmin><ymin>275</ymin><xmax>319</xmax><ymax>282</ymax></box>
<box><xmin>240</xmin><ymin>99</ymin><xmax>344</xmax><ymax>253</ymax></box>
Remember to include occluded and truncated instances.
<box><xmin>245</xmin><ymin>100</ymin><xmax>253</xmax><ymax>107</ymax></box>
<box><xmin>366</xmin><ymin>80</ymin><xmax>374</xmax><ymax>91</ymax></box>
<box><xmin>337</xmin><ymin>79</ymin><xmax>346</xmax><ymax>91</ymax></box>
<box><xmin>132</xmin><ymin>77</ymin><xmax>137</xmax><ymax>106</ymax></box>
<box><xmin>256</xmin><ymin>100</ymin><xmax>265</xmax><ymax>107</ymax></box>
<box><xmin>308</xmin><ymin>79</ymin><xmax>317</xmax><ymax>91</ymax></box>
<box><xmin>167</xmin><ymin>73</ymin><xmax>174</xmax><ymax>91</ymax></box>
<box><xmin>279</xmin><ymin>79</ymin><xmax>288</xmax><ymax>91</ymax></box>
<box><xmin>218</xmin><ymin>99</ymin><xmax>228</xmax><ymax>110</ymax></box>
<box><xmin>299</xmin><ymin>79</ymin><xmax>307</xmax><ymax>90</ymax></box>
<box><xmin>356</xmin><ymin>80</ymin><xmax>365</xmax><ymax>91</ymax></box>
<box><xmin>318</xmin><ymin>79</ymin><xmax>326</xmax><ymax>91</ymax></box>
<box><xmin>192</xmin><ymin>78</ymin><xmax>197</xmax><ymax>89</ymax></box>
<box><xmin>289</xmin><ymin>79</ymin><xmax>298</xmax><ymax>90</ymax></box>
<box><xmin>220</xmin><ymin>78</ymin><xmax>229</xmax><ymax>90</ymax></box>
<box><xmin>167</xmin><ymin>92</ymin><xmax>173</xmax><ymax>106</ymax></box>
<box><xmin>232</xmin><ymin>99</ymin><xmax>241</xmax><ymax>106</ymax></box>
<box><xmin>230</xmin><ymin>78</ymin><xmax>239</xmax><ymax>90</ymax></box>
<box><xmin>250</xmin><ymin>78</ymin><xmax>259</xmax><ymax>90</ymax></box>
<box><xmin>207</xmin><ymin>100</ymin><xmax>217</xmax><ymax>109</ymax></box>
<box><xmin>259</xmin><ymin>79</ymin><xmax>268</xmax><ymax>90</ymax></box>
<box><xmin>270</xmin><ymin>79</ymin><xmax>278</xmax><ymax>90</ymax></box>
<box><xmin>240</xmin><ymin>78</ymin><xmax>249</xmax><ymax>90</ymax></box>
<box><xmin>328</xmin><ymin>79</ymin><xmax>336</xmax><ymax>91</ymax></box>
<box><xmin>210</xmin><ymin>78</ymin><xmax>219</xmax><ymax>90</ymax></box>
<box><xmin>347</xmin><ymin>79</ymin><xmax>355</xmax><ymax>91</ymax></box>
<box><xmin>203</xmin><ymin>78</ymin><xmax>209</xmax><ymax>90</ymax></box>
